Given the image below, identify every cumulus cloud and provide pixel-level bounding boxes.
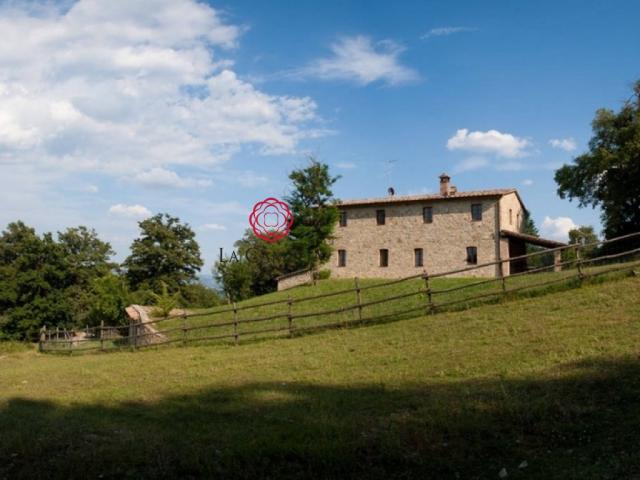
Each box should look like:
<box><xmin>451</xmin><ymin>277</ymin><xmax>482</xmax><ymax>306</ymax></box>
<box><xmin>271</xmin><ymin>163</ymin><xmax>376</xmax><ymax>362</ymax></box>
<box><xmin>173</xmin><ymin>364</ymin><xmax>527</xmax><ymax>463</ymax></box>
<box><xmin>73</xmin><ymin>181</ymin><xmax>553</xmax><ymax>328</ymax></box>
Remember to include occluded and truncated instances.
<box><xmin>549</xmin><ymin>137</ymin><xmax>577</xmax><ymax>152</ymax></box>
<box><xmin>0</xmin><ymin>0</ymin><xmax>320</xmax><ymax>179</ymax></box>
<box><xmin>420</xmin><ymin>26</ymin><xmax>476</xmax><ymax>39</ymax></box>
<box><xmin>199</xmin><ymin>223</ymin><xmax>227</xmax><ymax>231</ymax></box>
<box><xmin>447</xmin><ymin>129</ymin><xmax>531</xmax><ymax>158</ymax></box>
<box><xmin>134</xmin><ymin>167</ymin><xmax>212</xmax><ymax>188</ymax></box>
<box><xmin>293</xmin><ymin>36</ymin><xmax>419</xmax><ymax>86</ymax></box>
<box><xmin>522</xmin><ymin>179</ymin><xmax>534</xmax><ymax>186</ymax></box>
<box><xmin>542</xmin><ymin>216</ymin><xmax>578</xmax><ymax>241</ymax></box>
<box><xmin>109</xmin><ymin>204</ymin><xmax>152</xmax><ymax>218</ymax></box>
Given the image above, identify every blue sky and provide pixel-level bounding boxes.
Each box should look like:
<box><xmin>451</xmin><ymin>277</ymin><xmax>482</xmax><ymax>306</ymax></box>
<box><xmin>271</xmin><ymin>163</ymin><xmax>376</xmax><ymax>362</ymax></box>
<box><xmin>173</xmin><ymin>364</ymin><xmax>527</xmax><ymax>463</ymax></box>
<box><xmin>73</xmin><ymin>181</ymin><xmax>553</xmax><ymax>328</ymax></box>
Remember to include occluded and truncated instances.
<box><xmin>0</xmin><ymin>0</ymin><xmax>638</xmax><ymax>274</ymax></box>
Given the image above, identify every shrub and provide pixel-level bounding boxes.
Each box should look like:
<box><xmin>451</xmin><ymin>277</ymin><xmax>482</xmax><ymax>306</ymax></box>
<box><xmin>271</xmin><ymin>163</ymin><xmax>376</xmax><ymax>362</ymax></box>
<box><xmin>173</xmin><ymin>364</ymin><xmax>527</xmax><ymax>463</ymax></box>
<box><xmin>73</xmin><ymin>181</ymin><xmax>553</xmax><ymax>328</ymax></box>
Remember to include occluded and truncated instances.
<box><xmin>180</xmin><ymin>283</ymin><xmax>221</xmax><ymax>309</ymax></box>
<box><xmin>150</xmin><ymin>281</ymin><xmax>180</xmax><ymax>318</ymax></box>
<box><xmin>87</xmin><ymin>274</ymin><xmax>131</xmax><ymax>327</ymax></box>
<box><xmin>317</xmin><ymin>269</ymin><xmax>331</xmax><ymax>280</ymax></box>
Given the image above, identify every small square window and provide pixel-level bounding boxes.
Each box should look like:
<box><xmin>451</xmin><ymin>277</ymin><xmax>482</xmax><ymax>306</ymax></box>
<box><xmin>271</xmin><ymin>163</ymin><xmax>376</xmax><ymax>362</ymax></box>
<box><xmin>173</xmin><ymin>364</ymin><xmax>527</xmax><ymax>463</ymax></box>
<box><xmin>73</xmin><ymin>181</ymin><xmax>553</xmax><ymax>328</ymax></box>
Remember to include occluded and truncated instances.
<box><xmin>471</xmin><ymin>203</ymin><xmax>483</xmax><ymax>221</ymax></box>
<box><xmin>338</xmin><ymin>249</ymin><xmax>346</xmax><ymax>267</ymax></box>
<box><xmin>339</xmin><ymin>211</ymin><xmax>347</xmax><ymax>227</ymax></box>
<box><xmin>376</xmin><ymin>209</ymin><xmax>386</xmax><ymax>225</ymax></box>
<box><xmin>423</xmin><ymin>206</ymin><xmax>433</xmax><ymax>224</ymax></box>
<box><xmin>414</xmin><ymin>248</ymin><xmax>424</xmax><ymax>267</ymax></box>
<box><xmin>379</xmin><ymin>249</ymin><xmax>389</xmax><ymax>267</ymax></box>
<box><xmin>466</xmin><ymin>246</ymin><xmax>478</xmax><ymax>264</ymax></box>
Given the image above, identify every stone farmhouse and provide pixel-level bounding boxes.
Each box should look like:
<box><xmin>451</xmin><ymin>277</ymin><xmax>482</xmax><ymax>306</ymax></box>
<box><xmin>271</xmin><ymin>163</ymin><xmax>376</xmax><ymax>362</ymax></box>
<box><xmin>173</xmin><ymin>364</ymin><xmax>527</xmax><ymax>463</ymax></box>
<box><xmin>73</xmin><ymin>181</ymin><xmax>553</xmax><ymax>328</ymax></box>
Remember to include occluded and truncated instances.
<box><xmin>326</xmin><ymin>173</ymin><xmax>564</xmax><ymax>279</ymax></box>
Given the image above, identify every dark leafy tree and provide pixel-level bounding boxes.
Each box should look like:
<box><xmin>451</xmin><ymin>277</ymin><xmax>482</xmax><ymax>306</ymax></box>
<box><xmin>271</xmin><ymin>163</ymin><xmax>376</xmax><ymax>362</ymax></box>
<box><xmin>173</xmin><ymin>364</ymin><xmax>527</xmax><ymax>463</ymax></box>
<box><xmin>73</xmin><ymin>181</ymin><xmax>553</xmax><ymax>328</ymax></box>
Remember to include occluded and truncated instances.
<box><xmin>285</xmin><ymin>158</ymin><xmax>340</xmax><ymax>271</ymax></box>
<box><xmin>214</xmin><ymin>255</ymin><xmax>253</xmax><ymax>302</ymax></box>
<box><xmin>521</xmin><ymin>211</ymin><xmax>539</xmax><ymax>237</ymax></box>
<box><xmin>555</xmin><ymin>81</ymin><xmax>640</xmax><ymax>248</ymax></box>
<box><xmin>214</xmin><ymin>230</ymin><xmax>292</xmax><ymax>301</ymax></box>
<box><xmin>58</xmin><ymin>226</ymin><xmax>116</xmax><ymax>324</ymax></box>
<box><xmin>86</xmin><ymin>273</ymin><xmax>131</xmax><ymax>327</ymax></box>
<box><xmin>0</xmin><ymin>222</ymin><xmax>72</xmax><ymax>339</ymax></box>
<box><xmin>124</xmin><ymin>214</ymin><xmax>203</xmax><ymax>292</ymax></box>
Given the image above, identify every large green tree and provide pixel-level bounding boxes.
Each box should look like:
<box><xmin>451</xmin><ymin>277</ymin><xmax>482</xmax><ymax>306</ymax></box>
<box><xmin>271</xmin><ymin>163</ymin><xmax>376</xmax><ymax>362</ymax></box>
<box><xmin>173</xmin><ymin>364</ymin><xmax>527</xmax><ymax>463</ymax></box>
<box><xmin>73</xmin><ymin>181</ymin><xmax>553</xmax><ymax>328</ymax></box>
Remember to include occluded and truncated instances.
<box><xmin>124</xmin><ymin>214</ymin><xmax>203</xmax><ymax>292</ymax></box>
<box><xmin>215</xmin><ymin>229</ymin><xmax>296</xmax><ymax>301</ymax></box>
<box><xmin>555</xmin><ymin>81</ymin><xmax>640</xmax><ymax>246</ymax></box>
<box><xmin>215</xmin><ymin>159</ymin><xmax>340</xmax><ymax>300</ymax></box>
<box><xmin>285</xmin><ymin>158</ymin><xmax>340</xmax><ymax>271</ymax></box>
<box><xmin>58</xmin><ymin>226</ymin><xmax>116</xmax><ymax>324</ymax></box>
<box><xmin>0</xmin><ymin>222</ymin><xmax>72</xmax><ymax>339</ymax></box>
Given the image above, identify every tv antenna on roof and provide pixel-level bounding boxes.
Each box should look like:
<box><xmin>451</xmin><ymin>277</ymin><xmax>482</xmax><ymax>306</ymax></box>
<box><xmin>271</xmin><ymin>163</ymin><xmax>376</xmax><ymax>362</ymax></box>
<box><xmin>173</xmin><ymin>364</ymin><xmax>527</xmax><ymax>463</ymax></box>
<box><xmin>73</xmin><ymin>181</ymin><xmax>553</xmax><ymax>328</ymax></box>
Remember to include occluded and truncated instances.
<box><xmin>384</xmin><ymin>159</ymin><xmax>397</xmax><ymax>191</ymax></box>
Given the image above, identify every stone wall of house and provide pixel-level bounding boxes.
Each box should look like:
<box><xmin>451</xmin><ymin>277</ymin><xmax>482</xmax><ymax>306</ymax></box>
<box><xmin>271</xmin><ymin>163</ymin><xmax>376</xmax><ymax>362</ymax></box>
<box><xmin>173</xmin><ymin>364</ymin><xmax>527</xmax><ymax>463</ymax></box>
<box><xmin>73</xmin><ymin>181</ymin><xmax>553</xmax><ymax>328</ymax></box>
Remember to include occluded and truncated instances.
<box><xmin>500</xmin><ymin>192</ymin><xmax>524</xmax><ymax>233</ymax></box>
<box><xmin>326</xmin><ymin>197</ymin><xmax>504</xmax><ymax>279</ymax></box>
<box><xmin>277</xmin><ymin>269</ymin><xmax>314</xmax><ymax>291</ymax></box>
<box><xmin>498</xmin><ymin>192</ymin><xmax>525</xmax><ymax>276</ymax></box>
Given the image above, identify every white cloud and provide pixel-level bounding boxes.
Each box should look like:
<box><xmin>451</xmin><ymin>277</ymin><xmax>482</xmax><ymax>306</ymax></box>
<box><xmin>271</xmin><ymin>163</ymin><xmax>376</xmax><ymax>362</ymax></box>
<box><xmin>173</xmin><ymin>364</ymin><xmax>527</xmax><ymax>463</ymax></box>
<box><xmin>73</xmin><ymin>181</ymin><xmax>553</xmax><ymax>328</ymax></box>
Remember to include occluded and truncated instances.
<box><xmin>109</xmin><ymin>204</ymin><xmax>151</xmax><ymax>218</ymax></box>
<box><xmin>421</xmin><ymin>26</ymin><xmax>476</xmax><ymax>39</ymax></box>
<box><xmin>294</xmin><ymin>35</ymin><xmax>418</xmax><ymax>86</ymax></box>
<box><xmin>335</xmin><ymin>162</ymin><xmax>357</xmax><ymax>169</ymax></box>
<box><xmin>134</xmin><ymin>167</ymin><xmax>212</xmax><ymax>188</ymax></box>
<box><xmin>447</xmin><ymin>129</ymin><xmax>531</xmax><ymax>158</ymax></box>
<box><xmin>549</xmin><ymin>137</ymin><xmax>577</xmax><ymax>152</ymax></box>
<box><xmin>522</xmin><ymin>179</ymin><xmax>534</xmax><ymax>186</ymax></box>
<box><xmin>0</xmin><ymin>0</ymin><xmax>320</xmax><ymax>178</ymax></box>
<box><xmin>200</xmin><ymin>223</ymin><xmax>227</xmax><ymax>231</ymax></box>
<box><xmin>542</xmin><ymin>216</ymin><xmax>578</xmax><ymax>241</ymax></box>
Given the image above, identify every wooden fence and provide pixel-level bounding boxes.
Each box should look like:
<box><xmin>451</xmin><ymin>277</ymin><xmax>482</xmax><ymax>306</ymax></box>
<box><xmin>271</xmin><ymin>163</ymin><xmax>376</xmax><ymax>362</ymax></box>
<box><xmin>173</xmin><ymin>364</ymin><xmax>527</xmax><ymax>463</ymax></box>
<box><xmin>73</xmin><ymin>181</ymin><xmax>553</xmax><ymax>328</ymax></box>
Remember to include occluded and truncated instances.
<box><xmin>39</xmin><ymin>232</ymin><xmax>640</xmax><ymax>354</ymax></box>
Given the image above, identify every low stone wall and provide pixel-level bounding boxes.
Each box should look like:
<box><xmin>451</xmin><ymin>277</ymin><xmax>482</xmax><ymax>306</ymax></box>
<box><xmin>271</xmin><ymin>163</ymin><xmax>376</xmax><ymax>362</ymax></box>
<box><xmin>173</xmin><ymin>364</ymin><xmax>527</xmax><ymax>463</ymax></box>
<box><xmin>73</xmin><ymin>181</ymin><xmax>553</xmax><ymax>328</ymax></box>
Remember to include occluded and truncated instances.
<box><xmin>276</xmin><ymin>269</ymin><xmax>314</xmax><ymax>291</ymax></box>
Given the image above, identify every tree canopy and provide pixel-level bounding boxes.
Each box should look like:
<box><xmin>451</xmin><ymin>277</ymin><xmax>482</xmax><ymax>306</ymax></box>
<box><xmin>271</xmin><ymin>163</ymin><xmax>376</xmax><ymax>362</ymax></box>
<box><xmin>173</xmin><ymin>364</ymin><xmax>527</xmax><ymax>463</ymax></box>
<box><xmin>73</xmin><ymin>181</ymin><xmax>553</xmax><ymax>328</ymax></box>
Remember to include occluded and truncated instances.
<box><xmin>215</xmin><ymin>158</ymin><xmax>340</xmax><ymax>301</ymax></box>
<box><xmin>555</xmin><ymin>80</ymin><xmax>640</xmax><ymax>244</ymax></box>
<box><xmin>124</xmin><ymin>214</ymin><xmax>203</xmax><ymax>292</ymax></box>
<box><xmin>285</xmin><ymin>158</ymin><xmax>340</xmax><ymax>271</ymax></box>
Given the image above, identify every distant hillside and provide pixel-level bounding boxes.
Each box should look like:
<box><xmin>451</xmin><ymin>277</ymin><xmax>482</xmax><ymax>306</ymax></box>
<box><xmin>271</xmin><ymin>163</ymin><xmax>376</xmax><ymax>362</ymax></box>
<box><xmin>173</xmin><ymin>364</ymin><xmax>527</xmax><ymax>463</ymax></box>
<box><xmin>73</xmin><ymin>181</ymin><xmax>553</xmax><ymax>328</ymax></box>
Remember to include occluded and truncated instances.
<box><xmin>197</xmin><ymin>273</ymin><xmax>219</xmax><ymax>289</ymax></box>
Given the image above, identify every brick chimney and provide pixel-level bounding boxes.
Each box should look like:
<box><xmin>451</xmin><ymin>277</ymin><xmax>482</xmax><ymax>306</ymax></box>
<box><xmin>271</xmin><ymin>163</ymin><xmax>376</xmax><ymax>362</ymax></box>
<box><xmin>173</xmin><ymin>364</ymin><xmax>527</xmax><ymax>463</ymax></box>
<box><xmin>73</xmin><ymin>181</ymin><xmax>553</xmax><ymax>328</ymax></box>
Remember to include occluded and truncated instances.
<box><xmin>439</xmin><ymin>173</ymin><xmax>451</xmax><ymax>196</ymax></box>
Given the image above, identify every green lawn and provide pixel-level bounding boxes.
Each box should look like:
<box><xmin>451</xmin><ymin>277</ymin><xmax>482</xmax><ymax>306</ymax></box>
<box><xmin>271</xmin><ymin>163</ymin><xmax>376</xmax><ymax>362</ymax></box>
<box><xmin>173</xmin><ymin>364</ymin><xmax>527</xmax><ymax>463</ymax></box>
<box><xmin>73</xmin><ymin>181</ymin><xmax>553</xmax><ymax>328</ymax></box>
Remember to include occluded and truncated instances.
<box><xmin>2</xmin><ymin>274</ymin><xmax>640</xmax><ymax>479</ymax></box>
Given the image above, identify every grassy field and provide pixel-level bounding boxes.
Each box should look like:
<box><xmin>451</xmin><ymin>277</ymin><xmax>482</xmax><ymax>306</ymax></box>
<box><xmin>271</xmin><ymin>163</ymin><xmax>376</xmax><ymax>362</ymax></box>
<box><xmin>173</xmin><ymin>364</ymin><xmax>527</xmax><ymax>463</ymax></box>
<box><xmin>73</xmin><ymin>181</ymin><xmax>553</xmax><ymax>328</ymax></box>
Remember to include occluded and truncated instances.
<box><xmin>2</xmin><ymin>274</ymin><xmax>640</xmax><ymax>479</ymax></box>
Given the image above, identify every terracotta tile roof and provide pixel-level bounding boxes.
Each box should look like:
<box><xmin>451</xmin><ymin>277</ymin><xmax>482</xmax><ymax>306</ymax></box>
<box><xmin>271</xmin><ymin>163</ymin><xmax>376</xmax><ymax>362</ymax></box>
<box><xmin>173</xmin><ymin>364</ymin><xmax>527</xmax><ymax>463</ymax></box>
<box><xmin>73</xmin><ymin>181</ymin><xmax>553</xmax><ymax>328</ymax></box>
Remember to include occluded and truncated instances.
<box><xmin>337</xmin><ymin>188</ymin><xmax>518</xmax><ymax>207</ymax></box>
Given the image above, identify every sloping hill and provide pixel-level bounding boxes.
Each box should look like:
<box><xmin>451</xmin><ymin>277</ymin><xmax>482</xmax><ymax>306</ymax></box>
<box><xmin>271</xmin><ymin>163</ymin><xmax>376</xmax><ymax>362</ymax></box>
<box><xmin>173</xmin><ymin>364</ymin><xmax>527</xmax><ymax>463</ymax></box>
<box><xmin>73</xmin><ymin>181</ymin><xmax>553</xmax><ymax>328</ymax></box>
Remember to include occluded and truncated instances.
<box><xmin>2</xmin><ymin>275</ymin><xmax>640</xmax><ymax>479</ymax></box>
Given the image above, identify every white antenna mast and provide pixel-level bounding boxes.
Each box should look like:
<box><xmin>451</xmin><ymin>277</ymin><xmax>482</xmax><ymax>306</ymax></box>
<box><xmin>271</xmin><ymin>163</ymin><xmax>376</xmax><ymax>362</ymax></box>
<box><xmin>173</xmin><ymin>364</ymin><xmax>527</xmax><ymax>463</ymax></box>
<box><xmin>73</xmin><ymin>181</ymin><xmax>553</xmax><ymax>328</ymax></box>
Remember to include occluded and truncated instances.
<box><xmin>384</xmin><ymin>159</ymin><xmax>397</xmax><ymax>193</ymax></box>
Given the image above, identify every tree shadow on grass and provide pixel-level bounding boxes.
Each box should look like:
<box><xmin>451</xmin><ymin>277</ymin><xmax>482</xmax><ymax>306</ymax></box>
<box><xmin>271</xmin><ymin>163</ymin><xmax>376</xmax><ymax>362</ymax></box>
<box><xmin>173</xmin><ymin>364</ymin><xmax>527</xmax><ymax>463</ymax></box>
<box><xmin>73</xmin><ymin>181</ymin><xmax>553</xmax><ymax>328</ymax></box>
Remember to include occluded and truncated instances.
<box><xmin>1</xmin><ymin>356</ymin><xmax>640</xmax><ymax>479</ymax></box>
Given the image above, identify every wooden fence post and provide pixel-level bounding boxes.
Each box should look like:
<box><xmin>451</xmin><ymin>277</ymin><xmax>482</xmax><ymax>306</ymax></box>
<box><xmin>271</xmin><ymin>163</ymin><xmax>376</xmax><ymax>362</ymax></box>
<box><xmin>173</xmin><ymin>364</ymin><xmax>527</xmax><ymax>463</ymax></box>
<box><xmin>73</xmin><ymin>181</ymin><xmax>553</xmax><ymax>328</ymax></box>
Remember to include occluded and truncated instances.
<box><xmin>39</xmin><ymin>326</ymin><xmax>46</xmax><ymax>353</ymax></box>
<box><xmin>287</xmin><ymin>295</ymin><xmax>293</xmax><ymax>338</ymax></box>
<box><xmin>100</xmin><ymin>320</ymin><xmax>104</xmax><ymax>351</ymax></box>
<box><xmin>233</xmin><ymin>302</ymin><xmax>239</xmax><ymax>346</ymax></box>
<box><xmin>576</xmin><ymin>245</ymin><xmax>584</xmax><ymax>284</ymax></box>
<box><xmin>182</xmin><ymin>310</ymin><xmax>188</xmax><ymax>347</ymax></box>
<box><xmin>423</xmin><ymin>270</ymin><xmax>434</xmax><ymax>314</ymax></box>
<box><xmin>354</xmin><ymin>277</ymin><xmax>363</xmax><ymax>324</ymax></box>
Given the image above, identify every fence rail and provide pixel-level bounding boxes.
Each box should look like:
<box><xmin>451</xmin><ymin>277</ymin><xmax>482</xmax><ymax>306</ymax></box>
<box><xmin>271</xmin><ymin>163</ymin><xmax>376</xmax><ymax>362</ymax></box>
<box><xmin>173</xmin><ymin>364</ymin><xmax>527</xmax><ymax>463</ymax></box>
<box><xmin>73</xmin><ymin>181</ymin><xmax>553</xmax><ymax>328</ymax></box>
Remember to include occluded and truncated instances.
<box><xmin>39</xmin><ymin>232</ymin><xmax>640</xmax><ymax>354</ymax></box>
